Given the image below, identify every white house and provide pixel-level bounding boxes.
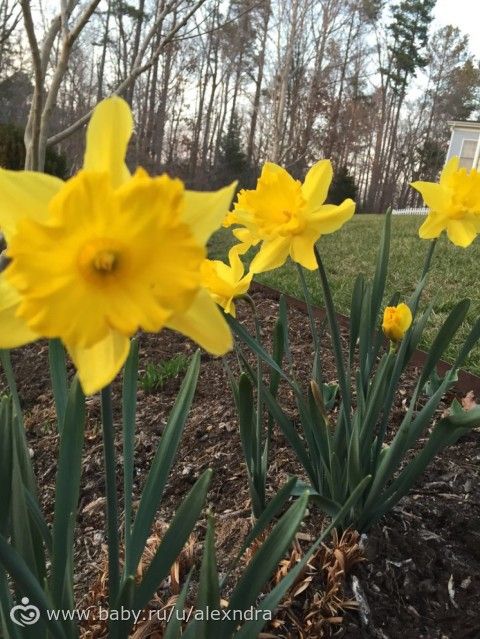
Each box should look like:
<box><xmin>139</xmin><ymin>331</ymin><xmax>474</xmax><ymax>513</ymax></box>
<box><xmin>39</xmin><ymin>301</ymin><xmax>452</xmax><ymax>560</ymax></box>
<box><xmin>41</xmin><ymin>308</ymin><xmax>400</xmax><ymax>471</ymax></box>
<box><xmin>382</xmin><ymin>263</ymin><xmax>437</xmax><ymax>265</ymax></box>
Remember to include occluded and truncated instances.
<box><xmin>446</xmin><ymin>120</ymin><xmax>480</xmax><ymax>170</ymax></box>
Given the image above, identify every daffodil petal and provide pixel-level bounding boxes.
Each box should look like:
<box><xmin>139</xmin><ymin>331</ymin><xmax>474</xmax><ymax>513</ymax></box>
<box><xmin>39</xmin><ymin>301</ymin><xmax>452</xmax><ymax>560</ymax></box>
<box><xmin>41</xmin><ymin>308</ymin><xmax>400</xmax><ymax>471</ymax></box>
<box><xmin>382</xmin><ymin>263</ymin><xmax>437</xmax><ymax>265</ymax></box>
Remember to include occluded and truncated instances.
<box><xmin>309</xmin><ymin>198</ymin><xmax>355</xmax><ymax>235</ymax></box>
<box><xmin>66</xmin><ymin>331</ymin><xmax>130</xmax><ymax>395</ymax></box>
<box><xmin>166</xmin><ymin>288</ymin><xmax>232</xmax><ymax>356</ymax></box>
<box><xmin>418</xmin><ymin>212</ymin><xmax>447</xmax><ymax>239</ymax></box>
<box><xmin>302</xmin><ymin>160</ymin><xmax>333</xmax><ymax>210</ymax></box>
<box><xmin>0</xmin><ymin>275</ymin><xmax>38</xmax><ymax>348</ymax></box>
<box><xmin>261</xmin><ymin>162</ymin><xmax>295</xmax><ymax>179</ymax></box>
<box><xmin>410</xmin><ymin>181</ymin><xmax>449</xmax><ymax>212</ymax></box>
<box><xmin>446</xmin><ymin>219</ymin><xmax>477</xmax><ymax>248</ymax></box>
<box><xmin>290</xmin><ymin>233</ymin><xmax>318</xmax><ymax>270</ymax></box>
<box><xmin>249</xmin><ymin>236</ymin><xmax>291</xmax><ymax>274</ymax></box>
<box><xmin>224</xmin><ymin>297</ymin><xmax>236</xmax><ymax>317</ymax></box>
<box><xmin>83</xmin><ymin>96</ymin><xmax>133</xmax><ymax>189</ymax></box>
<box><xmin>231</xmin><ymin>228</ymin><xmax>259</xmax><ymax>255</ymax></box>
<box><xmin>397</xmin><ymin>303</ymin><xmax>413</xmax><ymax>331</ymax></box>
<box><xmin>440</xmin><ymin>156</ymin><xmax>459</xmax><ymax>184</ymax></box>
<box><xmin>0</xmin><ymin>169</ymin><xmax>63</xmax><ymax>242</ymax></box>
<box><xmin>183</xmin><ymin>182</ymin><xmax>237</xmax><ymax>246</ymax></box>
<box><xmin>227</xmin><ymin>247</ymin><xmax>245</xmax><ymax>279</ymax></box>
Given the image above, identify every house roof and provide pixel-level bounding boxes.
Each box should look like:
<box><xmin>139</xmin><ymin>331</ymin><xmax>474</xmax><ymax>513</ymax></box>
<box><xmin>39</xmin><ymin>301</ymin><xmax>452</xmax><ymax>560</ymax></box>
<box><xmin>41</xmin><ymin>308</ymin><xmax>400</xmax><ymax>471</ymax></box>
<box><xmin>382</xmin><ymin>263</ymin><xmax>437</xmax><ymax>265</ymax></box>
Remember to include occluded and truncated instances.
<box><xmin>448</xmin><ymin>120</ymin><xmax>480</xmax><ymax>130</ymax></box>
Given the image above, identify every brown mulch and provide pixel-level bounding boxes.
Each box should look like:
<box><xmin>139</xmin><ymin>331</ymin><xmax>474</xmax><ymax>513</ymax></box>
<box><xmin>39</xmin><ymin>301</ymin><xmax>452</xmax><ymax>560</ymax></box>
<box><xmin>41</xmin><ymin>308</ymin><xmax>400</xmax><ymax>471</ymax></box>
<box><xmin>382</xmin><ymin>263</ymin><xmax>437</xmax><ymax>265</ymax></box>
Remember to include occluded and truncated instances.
<box><xmin>1</xmin><ymin>291</ymin><xmax>480</xmax><ymax>639</ymax></box>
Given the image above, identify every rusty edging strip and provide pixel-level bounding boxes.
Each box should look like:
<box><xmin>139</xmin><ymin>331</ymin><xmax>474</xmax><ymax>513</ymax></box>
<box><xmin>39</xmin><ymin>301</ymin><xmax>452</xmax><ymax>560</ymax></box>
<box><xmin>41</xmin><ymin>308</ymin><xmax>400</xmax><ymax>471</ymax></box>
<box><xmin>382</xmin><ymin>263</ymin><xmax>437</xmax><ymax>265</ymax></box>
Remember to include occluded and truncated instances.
<box><xmin>250</xmin><ymin>281</ymin><xmax>480</xmax><ymax>398</ymax></box>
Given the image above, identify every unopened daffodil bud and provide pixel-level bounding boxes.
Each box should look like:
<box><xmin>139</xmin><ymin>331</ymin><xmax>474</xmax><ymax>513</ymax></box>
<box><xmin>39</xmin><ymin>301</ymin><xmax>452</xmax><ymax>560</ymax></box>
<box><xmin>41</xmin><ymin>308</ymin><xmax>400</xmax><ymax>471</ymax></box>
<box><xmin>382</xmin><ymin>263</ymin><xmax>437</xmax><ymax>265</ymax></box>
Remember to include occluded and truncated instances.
<box><xmin>382</xmin><ymin>303</ymin><xmax>412</xmax><ymax>342</ymax></box>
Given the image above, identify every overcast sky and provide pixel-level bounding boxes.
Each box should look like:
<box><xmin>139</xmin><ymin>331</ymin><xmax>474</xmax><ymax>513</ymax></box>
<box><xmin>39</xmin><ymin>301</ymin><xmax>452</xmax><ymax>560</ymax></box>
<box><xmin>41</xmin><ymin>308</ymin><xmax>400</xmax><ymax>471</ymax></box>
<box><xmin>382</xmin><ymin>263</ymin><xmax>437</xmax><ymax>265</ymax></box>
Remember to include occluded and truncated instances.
<box><xmin>433</xmin><ymin>0</ymin><xmax>480</xmax><ymax>58</ymax></box>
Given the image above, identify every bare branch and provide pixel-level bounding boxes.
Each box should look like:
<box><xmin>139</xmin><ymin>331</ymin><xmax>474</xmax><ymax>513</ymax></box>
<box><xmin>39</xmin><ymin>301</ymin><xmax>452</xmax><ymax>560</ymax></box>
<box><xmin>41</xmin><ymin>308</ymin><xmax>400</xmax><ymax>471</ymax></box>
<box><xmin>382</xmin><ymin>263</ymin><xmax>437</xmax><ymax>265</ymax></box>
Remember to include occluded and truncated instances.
<box><xmin>174</xmin><ymin>0</ymin><xmax>264</xmax><ymax>43</ymax></box>
<box><xmin>136</xmin><ymin>0</ymin><xmax>208</xmax><ymax>80</ymax></box>
<box><xmin>60</xmin><ymin>0</ymin><xmax>69</xmax><ymax>39</ymax></box>
<box><xmin>0</xmin><ymin>2</ymin><xmax>21</xmax><ymax>47</ymax></box>
<box><xmin>39</xmin><ymin>0</ymin><xmax>79</xmax><ymax>75</ymax></box>
<box><xmin>20</xmin><ymin>0</ymin><xmax>44</xmax><ymax>169</ymax></box>
<box><xmin>20</xmin><ymin>0</ymin><xmax>42</xmax><ymax>84</ymax></box>
<box><xmin>38</xmin><ymin>0</ymin><xmax>102</xmax><ymax>164</ymax></box>
<box><xmin>40</xmin><ymin>13</ymin><xmax>62</xmax><ymax>75</ymax></box>
<box><xmin>47</xmin><ymin>0</ymin><xmax>209</xmax><ymax>147</ymax></box>
<box><xmin>133</xmin><ymin>1</ymin><xmax>179</xmax><ymax>68</ymax></box>
<box><xmin>67</xmin><ymin>0</ymin><xmax>101</xmax><ymax>45</ymax></box>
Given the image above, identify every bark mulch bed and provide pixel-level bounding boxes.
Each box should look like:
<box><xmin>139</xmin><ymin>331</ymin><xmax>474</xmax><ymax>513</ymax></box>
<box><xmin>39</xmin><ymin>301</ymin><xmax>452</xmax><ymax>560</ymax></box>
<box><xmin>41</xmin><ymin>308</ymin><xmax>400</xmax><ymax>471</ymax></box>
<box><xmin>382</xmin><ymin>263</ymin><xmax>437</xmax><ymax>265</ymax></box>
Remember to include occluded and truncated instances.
<box><xmin>1</xmin><ymin>291</ymin><xmax>479</xmax><ymax>639</ymax></box>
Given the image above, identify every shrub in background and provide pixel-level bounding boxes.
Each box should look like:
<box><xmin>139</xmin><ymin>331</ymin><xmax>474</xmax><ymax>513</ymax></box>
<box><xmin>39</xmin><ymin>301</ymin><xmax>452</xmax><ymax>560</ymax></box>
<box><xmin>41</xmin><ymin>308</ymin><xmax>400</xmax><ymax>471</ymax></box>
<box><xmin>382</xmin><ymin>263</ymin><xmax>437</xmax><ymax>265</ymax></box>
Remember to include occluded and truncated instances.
<box><xmin>0</xmin><ymin>123</ymin><xmax>68</xmax><ymax>178</ymax></box>
<box><xmin>327</xmin><ymin>164</ymin><xmax>357</xmax><ymax>206</ymax></box>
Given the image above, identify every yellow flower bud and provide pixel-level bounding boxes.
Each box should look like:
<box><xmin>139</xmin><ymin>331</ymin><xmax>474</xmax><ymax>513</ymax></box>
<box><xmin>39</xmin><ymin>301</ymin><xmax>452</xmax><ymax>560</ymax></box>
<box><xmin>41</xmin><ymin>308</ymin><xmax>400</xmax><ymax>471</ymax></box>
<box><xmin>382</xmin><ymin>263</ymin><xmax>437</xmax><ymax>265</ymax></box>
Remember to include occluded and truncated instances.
<box><xmin>382</xmin><ymin>303</ymin><xmax>413</xmax><ymax>342</ymax></box>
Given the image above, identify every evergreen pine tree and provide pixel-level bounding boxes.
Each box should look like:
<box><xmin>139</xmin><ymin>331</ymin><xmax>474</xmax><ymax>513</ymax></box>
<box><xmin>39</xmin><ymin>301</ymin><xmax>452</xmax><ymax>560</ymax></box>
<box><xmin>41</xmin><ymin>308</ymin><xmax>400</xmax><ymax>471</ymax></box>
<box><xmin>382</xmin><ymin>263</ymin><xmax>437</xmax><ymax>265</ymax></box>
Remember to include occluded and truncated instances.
<box><xmin>328</xmin><ymin>166</ymin><xmax>358</xmax><ymax>206</ymax></box>
<box><xmin>218</xmin><ymin>111</ymin><xmax>248</xmax><ymax>184</ymax></box>
<box><xmin>0</xmin><ymin>123</ymin><xmax>67</xmax><ymax>177</ymax></box>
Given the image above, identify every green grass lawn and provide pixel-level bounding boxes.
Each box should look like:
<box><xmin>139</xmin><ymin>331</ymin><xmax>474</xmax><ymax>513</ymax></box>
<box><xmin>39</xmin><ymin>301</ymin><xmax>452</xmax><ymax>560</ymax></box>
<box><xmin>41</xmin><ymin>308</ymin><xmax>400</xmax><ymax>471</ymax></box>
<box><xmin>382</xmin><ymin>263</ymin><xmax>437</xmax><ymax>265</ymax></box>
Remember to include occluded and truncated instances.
<box><xmin>208</xmin><ymin>215</ymin><xmax>480</xmax><ymax>376</ymax></box>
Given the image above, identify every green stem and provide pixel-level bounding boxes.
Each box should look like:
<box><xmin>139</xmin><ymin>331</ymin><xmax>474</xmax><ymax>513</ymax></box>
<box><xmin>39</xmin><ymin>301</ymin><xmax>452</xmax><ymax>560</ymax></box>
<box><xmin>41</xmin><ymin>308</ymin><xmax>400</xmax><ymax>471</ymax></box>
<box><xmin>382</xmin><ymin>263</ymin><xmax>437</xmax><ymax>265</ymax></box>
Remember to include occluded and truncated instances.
<box><xmin>0</xmin><ymin>565</ymin><xmax>21</xmax><ymax>639</ymax></box>
<box><xmin>314</xmin><ymin>247</ymin><xmax>351</xmax><ymax>429</ymax></box>
<box><xmin>122</xmin><ymin>338</ymin><xmax>139</xmax><ymax>576</ymax></box>
<box><xmin>48</xmin><ymin>339</ymin><xmax>68</xmax><ymax>433</ymax></box>
<box><xmin>296</xmin><ymin>263</ymin><xmax>323</xmax><ymax>384</ymax></box>
<box><xmin>0</xmin><ymin>352</ymin><xmax>39</xmax><ymax>497</ymax></box>
<box><xmin>101</xmin><ymin>385</ymin><xmax>120</xmax><ymax>614</ymax></box>
<box><xmin>0</xmin><ymin>350</ymin><xmax>23</xmax><ymax>425</ymax></box>
<box><xmin>421</xmin><ymin>238</ymin><xmax>437</xmax><ymax>280</ymax></box>
<box><xmin>374</xmin><ymin>238</ymin><xmax>438</xmax><ymax>464</ymax></box>
<box><xmin>243</xmin><ymin>295</ymin><xmax>265</xmax><ymax>514</ymax></box>
<box><xmin>389</xmin><ymin>341</ymin><xmax>397</xmax><ymax>355</ymax></box>
<box><xmin>411</xmin><ymin>238</ymin><xmax>437</xmax><ymax>314</ymax></box>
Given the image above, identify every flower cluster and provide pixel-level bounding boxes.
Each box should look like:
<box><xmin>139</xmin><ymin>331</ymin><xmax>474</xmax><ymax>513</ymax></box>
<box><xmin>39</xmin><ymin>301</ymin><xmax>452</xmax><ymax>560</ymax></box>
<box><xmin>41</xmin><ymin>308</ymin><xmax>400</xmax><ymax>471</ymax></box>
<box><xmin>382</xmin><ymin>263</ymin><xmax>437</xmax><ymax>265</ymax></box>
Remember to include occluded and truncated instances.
<box><xmin>1</xmin><ymin>93</ymin><xmax>479</xmax><ymax>639</ymax></box>
<box><xmin>1</xmin><ymin>94</ymin><xmax>478</xmax><ymax>396</ymax></box>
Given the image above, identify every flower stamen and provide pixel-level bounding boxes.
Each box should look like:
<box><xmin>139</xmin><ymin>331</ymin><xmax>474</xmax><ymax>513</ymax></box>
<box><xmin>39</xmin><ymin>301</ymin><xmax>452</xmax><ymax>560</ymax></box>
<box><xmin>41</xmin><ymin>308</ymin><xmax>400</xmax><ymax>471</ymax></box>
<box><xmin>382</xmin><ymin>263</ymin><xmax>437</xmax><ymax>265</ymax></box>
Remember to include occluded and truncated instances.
<box><xmin>78</xmin><ymin>238</ymin><xmax>123</xmax><ymax>283</ymax></box>
<box><xmin>93</xmin><ymin>250</ymin><xmax>117</xmax><ymax>273</ymax></box>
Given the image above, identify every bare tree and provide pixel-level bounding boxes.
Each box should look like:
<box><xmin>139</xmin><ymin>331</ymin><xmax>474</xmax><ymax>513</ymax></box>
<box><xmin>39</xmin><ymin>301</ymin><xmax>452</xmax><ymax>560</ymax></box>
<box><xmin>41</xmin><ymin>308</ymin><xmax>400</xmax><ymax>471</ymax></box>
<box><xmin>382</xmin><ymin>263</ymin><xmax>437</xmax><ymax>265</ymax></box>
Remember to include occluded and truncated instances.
<box><xmin>20</xmin><ymin>0</ymin><xmax>207</xmax><ymax>170</ymax></box>
<box><xmin>5</xmin><ymin>0</ymin><xmax>478</xmax><ymax>209</ymax></box>
<box><xmin>0</xmin><ymin>0</ymin><xmax>21</xmax><ymax>76</ymax></box>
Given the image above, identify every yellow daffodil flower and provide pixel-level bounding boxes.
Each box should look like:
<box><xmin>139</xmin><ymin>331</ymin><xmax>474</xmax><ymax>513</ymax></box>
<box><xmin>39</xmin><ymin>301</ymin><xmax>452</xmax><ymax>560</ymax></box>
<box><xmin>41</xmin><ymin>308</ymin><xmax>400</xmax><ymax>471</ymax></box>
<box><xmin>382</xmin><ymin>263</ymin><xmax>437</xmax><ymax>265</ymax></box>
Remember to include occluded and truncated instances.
<box><xmin>224</xmin><ymin>161</ymin><xmax>355</xmax><ymax>273</ymax></box>
<box><xmin>0</xmin><ymin>97</ymin><xmax>235</xmax><ymax>394</ymax></box>
<box><xmin>201</xmin><ymin>248</ymin><xmax>253</xmax><ymax>317</ymax></box>
<box><xmin>382</xmin><ymin>303</ymin><xmax>413</xmax><ymax>342</ymax></box>
<box><xmin>411</xmin><ymin>157</ymin><xmax>480</xmax><ymax>248</ymax></box>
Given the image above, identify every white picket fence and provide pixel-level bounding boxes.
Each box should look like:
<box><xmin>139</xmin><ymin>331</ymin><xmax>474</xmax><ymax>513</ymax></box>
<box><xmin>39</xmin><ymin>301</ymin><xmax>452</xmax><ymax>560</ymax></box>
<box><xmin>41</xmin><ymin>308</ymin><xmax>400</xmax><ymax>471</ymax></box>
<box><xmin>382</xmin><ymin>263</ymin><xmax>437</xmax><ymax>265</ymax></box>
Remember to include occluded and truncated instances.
<box><xmin>392</xmin><ymin>207</ymin><xmax>428</xmax><ymax>216</ymax></box>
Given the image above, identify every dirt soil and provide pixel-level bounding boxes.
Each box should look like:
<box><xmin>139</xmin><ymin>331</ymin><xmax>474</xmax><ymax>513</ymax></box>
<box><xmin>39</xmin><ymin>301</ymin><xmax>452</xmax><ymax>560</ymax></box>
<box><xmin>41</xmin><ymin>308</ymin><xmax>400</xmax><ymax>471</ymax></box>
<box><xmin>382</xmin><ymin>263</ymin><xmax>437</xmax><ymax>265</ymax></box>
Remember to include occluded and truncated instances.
<box><xmin>1</xmin><ymin>291</ymin><xmax>479</xmax><ymax>639</ymax></box>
